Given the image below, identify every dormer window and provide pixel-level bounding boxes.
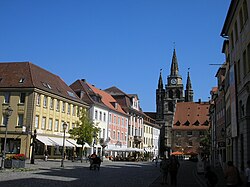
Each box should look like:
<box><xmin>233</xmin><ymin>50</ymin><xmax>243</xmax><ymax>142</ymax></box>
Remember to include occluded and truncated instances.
<box><xmin>193</xmin><ymin>120</ymin><xmax>200</xmax><ymax>126</ymax></box>
<box><xmin>175</xmin><ymin>121</ymin><xmax>181</xmax><ymax>126</ymax></box>
<box><xmin>202</xmin><ymin>120</ymin><xmax>209</xmax><ymax>126</ymax></box>
<box><xmin>184</xmin><ymin>120</ymin><xmax>190</xmax><ymax>126</ymax></box>
<box><xmin>19</xmin><ymin>78</ymin><xmax>25</xmax><ymax>83</ymax></box>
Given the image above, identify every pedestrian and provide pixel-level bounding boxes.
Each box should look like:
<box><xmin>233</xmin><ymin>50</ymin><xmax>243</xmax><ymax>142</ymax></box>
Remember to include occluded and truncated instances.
<box><xmin>44</xmin><ymin>149</ymin><xmax>48</xmax><ymax>161</ymax></box>
<box><xmin>246</xmin><ymin>160</ymin><xmax>250</xmax><ymax>187</ymax></box>
<box><xmin>168</xmin><ymin>155</ymin><xmax>180</xmax><ymax>186</ymax></box>
<box><xmin>224</xmin><ymin>161</ymin><xmax>240</xmax><ymax>187</ymax></box>
<box><xmin>160</xmin><ymin>155</ymin><xmax>169</xmax><ymax>185</ymax></box>
<box><xmin>205</xmin><ymin>165</ymin><xmax>218</xmax><ymax>187</ymax></box>
<box><xmin>155</xmin><ymin>156</ymin><xmax>158</xmax><ymax>167</ymax></box>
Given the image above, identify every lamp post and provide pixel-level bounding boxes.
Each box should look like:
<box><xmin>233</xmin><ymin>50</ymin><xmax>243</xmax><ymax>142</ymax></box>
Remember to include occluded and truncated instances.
<box><xmin>30</xmin><ymin>129</ymin><xmax>37</xmax><ymax>164</ymax></box>
<box><xmin>0</xmin><ymin>106</ymin><xmax>13</xmax><ymax>169</ymax></box>
<box><xmin>61</xmin><ymin>122</ymin><xmax>67</xmax><ymax>167</ymax></box>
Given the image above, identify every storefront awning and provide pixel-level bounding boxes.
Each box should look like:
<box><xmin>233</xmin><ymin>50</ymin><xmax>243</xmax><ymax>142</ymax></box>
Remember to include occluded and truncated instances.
<box><xmin>48</xmin><ymin>137</ymin><xmax>74</xmax><ymax>147</ymax></box>
<box><xmin>37</xmin><ymin>135</ymin><xmax>54</xmax><ymax>146</ymax></box>
<box><xmin>66</xmin><ymin>139</ymin><xmax>91</xmax><ymax>148</ymax></box>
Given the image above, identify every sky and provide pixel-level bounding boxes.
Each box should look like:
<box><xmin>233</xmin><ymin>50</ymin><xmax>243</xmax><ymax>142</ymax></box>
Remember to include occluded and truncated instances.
<box><xmin>0</xmin><ymin>0</ymin><xmax>231</xmax><ymax>112</ymax></box>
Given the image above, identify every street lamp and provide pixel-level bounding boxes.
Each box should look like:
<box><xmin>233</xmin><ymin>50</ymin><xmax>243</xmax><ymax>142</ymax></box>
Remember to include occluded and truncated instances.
<box><xmin>61</xmin><ymin>122</ymin><xmax>67</xmax><ymax>167</ymax></box>
<box><xmin>0</xmin><ymin>106</ymin><xmax>13</xmax><ymax>169</ymax></box>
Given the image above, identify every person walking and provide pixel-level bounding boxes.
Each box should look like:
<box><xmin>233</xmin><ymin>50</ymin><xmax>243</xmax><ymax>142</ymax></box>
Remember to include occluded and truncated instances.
<box><xmin>168</xmin><ymin>155</ymin><xmax>180</xmax><ymax>186</ymax></box>
<box><xmin>44</xmin><ymin>149</ymin><xmax>48</xmax><ymax>162</ymax></box>
<box><xmin>246</xmin><ymin>160</ymin><xmax>250</xmax><ymax>187</ymax></box>
<box><xmin>160</xmin><ymin>155</ymin><xmax>169</xmax><ymax>185</ymax></box>
<box><xmin>205</xmin><ymin>165</ymin><xmax>218</xmax><ymax>187</ymax></box>
<box><xmin>224</xmin><ymin>161</ymin><xmax>239</xmax><ymax>187</ymax></box>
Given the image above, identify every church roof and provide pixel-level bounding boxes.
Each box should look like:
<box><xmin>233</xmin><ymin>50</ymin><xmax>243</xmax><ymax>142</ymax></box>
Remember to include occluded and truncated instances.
<box><xmin>173</xmin><ymin>101</ymin><xmax>210</xmax><ymax>130</ymax></box>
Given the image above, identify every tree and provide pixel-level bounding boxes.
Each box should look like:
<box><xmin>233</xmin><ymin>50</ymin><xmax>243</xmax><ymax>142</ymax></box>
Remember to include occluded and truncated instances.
<box><xmin>200</xmin><ymin>130</ymin><xmax>211</xmax><ymax>157</ymax></box>
<box><xmin>68</xmin><ymin>109</ymin><xmax>99</xmax><ymax>162</ymax></box>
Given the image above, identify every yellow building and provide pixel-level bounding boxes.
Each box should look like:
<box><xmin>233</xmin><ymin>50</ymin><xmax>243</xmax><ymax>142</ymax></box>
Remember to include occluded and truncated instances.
<box><xmin>0</xmin><ymin>62</ymin><xmax>88</xmax><ymax>159</ymax></box>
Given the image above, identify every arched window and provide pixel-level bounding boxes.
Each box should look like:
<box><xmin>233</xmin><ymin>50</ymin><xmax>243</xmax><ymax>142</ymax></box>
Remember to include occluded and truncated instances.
<box><xmin>169</xmin><ymin>90</ymin><xmax>173</xmax><ymax>99</ymax></box>
<box><xmin>176</xmin><ymin>89</ymin><xmax>181</xmax><ymax>99</ymax></box>
<box><xmin>168</xmin><ymin>102</ymin><xmax>174</xmax><ymax>112</ymax></box>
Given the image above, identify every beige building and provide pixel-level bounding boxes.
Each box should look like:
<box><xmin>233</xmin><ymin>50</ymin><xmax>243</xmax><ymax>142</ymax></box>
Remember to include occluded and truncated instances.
<box><xmin>0</xmin><ymin>62</ymin><xmax>88</xmax><ymax>159</ymax></box>
<box><xmin>220</xmin><ymin>0</ymin><xmax>250</xmax><ymax>169</ymax></box>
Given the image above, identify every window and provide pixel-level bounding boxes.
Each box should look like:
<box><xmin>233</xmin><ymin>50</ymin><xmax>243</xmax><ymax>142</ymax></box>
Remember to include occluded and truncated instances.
<box><xmin>109</xmin><ymin>114</ymin><xmax>112</xmax><ymax>123</ymax></box>
<box><xmin>35</xmin><ymin>116</ymin><xmax>39</xmax><ymax>129</ymax></box>
<box><xmin>248</xmin><ymin>43</ymin><xmax>250</xmax><ymax>73</ymax></box>
<box><xmin>239</xmin><ymin>9</ymin><xmax>244</xmax><ymax>31</ymax></box>
<box><xmin>237</xmin><ymin>59</ymin><xmax>241</xmax><ymax>84</ymax></box>
<box><xmin>176</xmin><ymin>132</ymin><xmax>181</xmax><ymax>137</ymax></box>
<box><xmin>72</xmin><ymin>106</ymin><xmax>76</xmax><ymax>116</ymax></box>
<box><xmin>72</xmin><ymin>123</ymin><xmax>75</xmax><ymax>129</ymax></box>
<box><xmin>243</xmin><ymin>50</ymin><xmax>247</xmax><ymax>76</ymax></box>
<box><xmin>18</xmin><ymin>114</ymin><xmax>24</xmax><ymax>127</ymax></box>
<box><xmin>2</xmin><ymin>115</ymin><xmax>8</xmax><ymax>126</ymax></box>
<box><xmin>103</xmin><ymin>129</ymin><xmax>105</xmax><ymax>139</ymax></box>
<box><xmin>19</xmin><ymin>78</ymin><xmax>25</xmax><ymax>83</ymax></box>
<box><xmin>62</xmin><ymin>102</ymin><xmax>65</xmax><ymax>112</ymax></box>
<box><xmin>55</xmin><ymin>120</ymin><xmax>59</xmax><ymax>131</ymax></box>
<box><xmin>67</xmin><ymin>103</ymin><xmax>71</xmax><ymax>114</ymax></box>
<box><xmin>103</xmin><ymin>113</ymin><xmax>106</xmax><ymax>122</ymax></box>
<box><xmin>187</xmin><ymin>131</ymin><xmax>192</xmax><ymax>136</ymax></box>
<box><xmin>122</xmin><ymin>118</ymin><xmax>124</xmax><ymax>126</ymax></box>
<box><xmin>175</xmin><ymin>142</ymin><xmax>181</xmax><ymax>147</ymax></box>
<box><xmin>114</xmin><ymin>116</ymin><xmax>116</xmax><ymax>124</ymax></box>
<box><xmin>4</xmin><ymin>92</ymin><xmax>10</xmax><ymax>103</ymax></box>
<box><xmin>199</xmin><ymin>131</ymin><xmax>205</xmax><ymax>136</ymax></box>
<box><xmin>243</xmin><ymin>0</ymin><xmax>248</xmax><ymax>23</ymax></box>
<box><xmin>113</xmin><ymin>131</ymin><xmax>116</xmax><ymax>139</ymax></box>
<box><xmin>188</xmin><ymin>142</ymin><xmax>193</xmax><ymax>147</ymax></box>
<box><xmin>0</xmin><ymin>139</ymin><xmax>21</xmax><ymax>154</ymax></box>
<box><xmin>20</xmin><ymin>93</ymin><xmax>25</xmax><ymax>104</ymax></box>
<box><xmin>117</xmin><ymin>132</ymin><xmax>120</xmax><ymax>141</ymax></box>
<box><xmin>48</xmin><ymin>118</ymin><xmax>53</xmax><ymax>130</ymax></box>
<box><xmin>95</xmin><ymin>110</ymin><xmax>98</xmax><ymax>120</ymax></box>
<box><xmin>61</xmin><ymin>121</ymin><xmax>65</xmax><ymax>132</ymax></box>
<box><xmin>234</xmin><ymin>21</ymin><xmax>238</xmax><ymax>41</ymax></box>
<box><xmin>118</xmin><ymin>117</ymin><xmax>120</xmax><ymax>125</ymax></box>
<box><xmin>36</xmin><ymin>94</ymin><xmax>41</xmax><ymax>106</ymax></box>
<box><xmin>230</xmin><ymin>31</ymin><xmax>234</xmax><ymax>49</ymax></box>
<box><xmin>43</xmin><ymin>96</ymin><xmax>47</xmax><ymax>108</ymax></box>
<box><xmin>56</xmin><ymin>100</ymin><xmax>60</xmax><ymax>111</ymax></box>
<box><xmin>50</xmin><ymin>98</ymin><xmax>54</xmax><ymax>109</ymax></box>
<box><xmin>42</xmin><ymin>117</ymin><xmax>46</xmax><ymax>130</ymax></box>
<box><xmin>99</xmin><ymin>111</ymin><xmax>102</xmax><ymax>121</ymax></box>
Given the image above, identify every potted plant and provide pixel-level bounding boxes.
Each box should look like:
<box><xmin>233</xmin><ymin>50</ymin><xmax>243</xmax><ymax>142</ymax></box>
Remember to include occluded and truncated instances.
<box><xmin>4</xmin><ymin>154</ymin><xmax>26</xmax><ymax>169</ymax></box>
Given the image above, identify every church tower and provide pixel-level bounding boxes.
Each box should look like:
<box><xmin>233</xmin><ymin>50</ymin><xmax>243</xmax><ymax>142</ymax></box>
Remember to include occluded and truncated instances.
<box><xmin>156</xmin><ymin>48</ymin><xmax>184</xmax><ymax>156</ymax></box>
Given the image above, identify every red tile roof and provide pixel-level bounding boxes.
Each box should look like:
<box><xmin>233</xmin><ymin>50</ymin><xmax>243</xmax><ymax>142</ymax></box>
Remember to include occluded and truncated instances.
<box><xmin>0</xmin><ymin>62</ymin><xmax>87</xmax><ymax>104</ymax></box>
<box><xmin>173</xmin><ymin>102</ymin><xmax>210</xmax><ymax>130</ymax></box>
<box><xmin>87</xmin><ymin>83</ymin><xmax>126</xmax><ymax>115</ymax></box>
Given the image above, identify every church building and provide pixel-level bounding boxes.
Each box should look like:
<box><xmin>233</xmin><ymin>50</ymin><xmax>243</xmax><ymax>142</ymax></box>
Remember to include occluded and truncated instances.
<box><xmin>156</xmin><ymin>49</ymin><xmax>209</xmax><ymax>157</ymax></box>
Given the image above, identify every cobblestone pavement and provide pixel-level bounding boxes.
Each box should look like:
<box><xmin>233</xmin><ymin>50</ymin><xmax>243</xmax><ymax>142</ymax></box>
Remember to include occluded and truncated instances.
<box><xmin>0</xmin><ymin>159</ymin><xmax>227</xmax><ymax>187</ymax></box>
<box><xmin>0</xmin><ymin>159</ymin><xmax>160</xmax><ymax>187</ymax></box>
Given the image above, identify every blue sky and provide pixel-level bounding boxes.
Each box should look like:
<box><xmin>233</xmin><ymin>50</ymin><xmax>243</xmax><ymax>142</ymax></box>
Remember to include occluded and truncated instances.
<box><xmin>0</xmin><ymin>0</ymin><xmax>230</xmax><ymax>112</ymax></box>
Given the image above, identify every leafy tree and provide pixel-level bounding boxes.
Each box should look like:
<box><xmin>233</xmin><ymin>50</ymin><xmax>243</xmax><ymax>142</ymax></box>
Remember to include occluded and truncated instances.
<box><xmin>200</xmin><ymin>129</ymin><xmax>211</xmax><ymax>157</ymax></box>
<box><xmin>68</xmin><ymin>109</ymin><xmax>99</xmax><ymax>162</ymax></box>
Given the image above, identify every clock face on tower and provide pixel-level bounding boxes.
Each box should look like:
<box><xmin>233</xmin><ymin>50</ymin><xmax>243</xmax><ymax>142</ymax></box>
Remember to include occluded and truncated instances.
<box><xmin>171</xmin><ymin>78</ymin><xmax>177</xmax><ymax>85</ymax></box>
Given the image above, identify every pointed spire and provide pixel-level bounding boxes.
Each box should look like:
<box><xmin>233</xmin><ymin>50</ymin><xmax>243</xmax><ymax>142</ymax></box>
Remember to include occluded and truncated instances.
<box><xmin>158</xmin><ymin>69</ymin><xmax>163</xmax><ymax>89</ymax></box>
<box><xmin>185</xmin><ymin>68</ymin><xmax>194</xmax><ymax>102</ymax></box>
<box><xmin>186</xmin><ymin>69</ymin><xmax>192</xmax><ymax>90</ymax></box>
<box><xmin>170</xmin><ymin>48</ymin><xmax>179</xmax><ymax>76</ymax></box>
